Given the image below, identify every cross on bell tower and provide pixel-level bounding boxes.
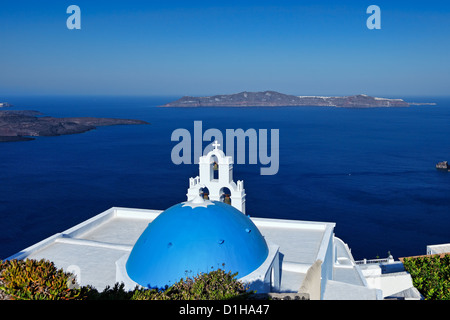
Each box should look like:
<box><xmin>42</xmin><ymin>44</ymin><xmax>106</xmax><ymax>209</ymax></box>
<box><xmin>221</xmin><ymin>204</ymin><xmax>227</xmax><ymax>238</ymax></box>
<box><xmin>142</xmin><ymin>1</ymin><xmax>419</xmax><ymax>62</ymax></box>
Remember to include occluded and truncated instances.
<box><xmin>212</xmin><ymin>140</ymin><xmax>221</xmax><ymax>149</ymax></box>
<box><xmin>187</xmin><ymin>141</ymin><xmax>246</xmax><ymax>214</ymax></box>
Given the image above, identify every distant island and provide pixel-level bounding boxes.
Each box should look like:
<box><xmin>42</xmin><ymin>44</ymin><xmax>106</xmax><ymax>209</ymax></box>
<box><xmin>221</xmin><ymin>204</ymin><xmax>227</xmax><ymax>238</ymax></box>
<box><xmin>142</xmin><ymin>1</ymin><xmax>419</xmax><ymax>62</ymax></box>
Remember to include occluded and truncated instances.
<box><xmin>159</xmin><ymin>91</ymin><xmax>436</xmax><ymax>108</ymax></box>
<box><xmin>0</xmin><ymin>110</ymin><xmax>148</xmax><ymax>142</ymax></box>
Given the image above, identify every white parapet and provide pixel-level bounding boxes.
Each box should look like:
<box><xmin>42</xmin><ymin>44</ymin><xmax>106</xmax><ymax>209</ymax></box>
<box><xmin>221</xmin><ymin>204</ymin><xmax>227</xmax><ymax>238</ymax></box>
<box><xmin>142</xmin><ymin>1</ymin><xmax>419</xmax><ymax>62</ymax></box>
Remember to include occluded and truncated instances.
<box><xmin>427</xmin><ymin>243</ymin><xmax>450</xmax><ymax>255</ymax></box>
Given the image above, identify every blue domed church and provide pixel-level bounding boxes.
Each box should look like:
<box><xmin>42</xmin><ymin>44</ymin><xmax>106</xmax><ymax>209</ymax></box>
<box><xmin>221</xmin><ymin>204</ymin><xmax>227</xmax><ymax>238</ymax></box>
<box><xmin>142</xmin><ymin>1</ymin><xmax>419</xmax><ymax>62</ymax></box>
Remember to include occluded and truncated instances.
<box><xmin>8</xmin><ymin>142</ymin><xmax>399</xmax><ymax>300</ymax></box>
<box><xmin>125</xmin><ymin>142</ymin><xmax>278</xmax><ymax>289</ymax></box>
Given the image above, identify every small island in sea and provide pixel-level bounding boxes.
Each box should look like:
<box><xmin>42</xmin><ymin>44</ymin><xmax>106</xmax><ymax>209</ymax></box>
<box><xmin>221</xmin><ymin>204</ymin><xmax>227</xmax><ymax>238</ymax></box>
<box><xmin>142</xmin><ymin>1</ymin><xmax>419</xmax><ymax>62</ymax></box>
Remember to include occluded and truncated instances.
<box><xmin>0</xmin><ymin>110</ymin><xmax>148</xmax><ymax>142</ymax></box>
<box><xmin>159</xmin><ymin>91</ymin><xmax>436</xmax><ymax>108</ymax></box>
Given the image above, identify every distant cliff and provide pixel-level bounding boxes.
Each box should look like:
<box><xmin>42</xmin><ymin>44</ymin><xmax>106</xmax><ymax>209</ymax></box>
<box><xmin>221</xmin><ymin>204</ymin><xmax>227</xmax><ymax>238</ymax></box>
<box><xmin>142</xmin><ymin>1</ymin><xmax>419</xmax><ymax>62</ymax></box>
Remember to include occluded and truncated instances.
<box><xmin>159</xmin><ymin>91</ymin><xmax>434</xmax><ymax>108</ymax></box>
<box><xmin>0</xmin><ymin>110</ymin><xmax>149</xmax><ymax>142</ymax></box>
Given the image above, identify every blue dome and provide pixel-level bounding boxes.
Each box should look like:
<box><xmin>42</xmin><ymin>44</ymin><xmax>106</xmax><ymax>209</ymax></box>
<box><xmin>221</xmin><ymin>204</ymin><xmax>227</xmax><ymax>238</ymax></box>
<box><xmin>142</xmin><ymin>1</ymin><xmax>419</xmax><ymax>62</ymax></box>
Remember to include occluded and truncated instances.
<box><xmin>126</xmin><ymin>200</ymin><xmax>269</xmax><ymax>288</ymax></box>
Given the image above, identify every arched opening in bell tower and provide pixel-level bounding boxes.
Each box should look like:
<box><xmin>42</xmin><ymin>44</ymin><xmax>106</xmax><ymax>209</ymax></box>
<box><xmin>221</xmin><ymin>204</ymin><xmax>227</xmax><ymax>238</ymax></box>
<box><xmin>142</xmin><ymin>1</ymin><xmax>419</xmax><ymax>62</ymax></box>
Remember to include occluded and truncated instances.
<box><xmin>210</xmin><ymin>155</ymin><xmax>219</xmax><ymax>180</ymax></box>
<box><xmin>220</xmin><ymin>187</ymin><xmax>232</xmax><ymax>205</ymax></box>
<box><xmin>200</xmin><ymin>187</ymin><xmax>210</xmax><ymax>200</ymax></box>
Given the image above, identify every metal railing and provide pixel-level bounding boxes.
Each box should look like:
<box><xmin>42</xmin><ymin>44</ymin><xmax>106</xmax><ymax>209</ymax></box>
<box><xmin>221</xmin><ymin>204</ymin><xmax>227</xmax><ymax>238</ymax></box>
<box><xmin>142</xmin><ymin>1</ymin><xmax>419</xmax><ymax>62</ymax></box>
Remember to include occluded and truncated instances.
<box><xmin>355</xmin><ymin>257</ymin><xmax>394</xmax><ymax>265</ymax></box>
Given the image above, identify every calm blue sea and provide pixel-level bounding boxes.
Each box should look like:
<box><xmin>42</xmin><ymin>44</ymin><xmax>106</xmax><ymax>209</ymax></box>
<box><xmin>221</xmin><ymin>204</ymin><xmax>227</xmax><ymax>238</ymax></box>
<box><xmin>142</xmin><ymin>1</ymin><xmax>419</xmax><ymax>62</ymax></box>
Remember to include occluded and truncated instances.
<box><xmin>1</xmin><ymin>95</ymin><xmax>449</xmax><ymax>260</ymax></box>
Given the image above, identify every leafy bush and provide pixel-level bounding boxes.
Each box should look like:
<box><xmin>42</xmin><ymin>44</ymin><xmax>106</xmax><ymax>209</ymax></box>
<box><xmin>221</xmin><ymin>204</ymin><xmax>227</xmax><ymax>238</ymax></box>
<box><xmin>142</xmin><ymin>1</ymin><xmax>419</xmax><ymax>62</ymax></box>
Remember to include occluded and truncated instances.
<box><xmin>0</xmin><ymin>259</ymin><xmax>89</xmax><ymax>300</ymax></box>
<box><xmin>131</xmin><ymin>269</ymin><xmax>251</xmax><ymax>300</ymax></box>
<box><xmin>86</xmin><ymin>282</ymin><xmax>135</xmax><ymax>300</ymax></box>
<box><xmin>402</xmin><ymin>254</ymin><xmax>450</xmax><ymax>300</ymax></box>
<box><xmin>0</xmin><ymin>259</ymin><xmax>250</xmax><ymax>300</ymax></box>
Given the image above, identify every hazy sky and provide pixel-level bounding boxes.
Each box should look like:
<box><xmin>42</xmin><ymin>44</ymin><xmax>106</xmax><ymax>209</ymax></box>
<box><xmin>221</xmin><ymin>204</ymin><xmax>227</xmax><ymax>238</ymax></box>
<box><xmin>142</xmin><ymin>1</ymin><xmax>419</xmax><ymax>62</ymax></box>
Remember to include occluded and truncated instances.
<box><xmin>0</xmin><ymin>0</ymin><xmax>449</xmax><ymax>97</ymax></box>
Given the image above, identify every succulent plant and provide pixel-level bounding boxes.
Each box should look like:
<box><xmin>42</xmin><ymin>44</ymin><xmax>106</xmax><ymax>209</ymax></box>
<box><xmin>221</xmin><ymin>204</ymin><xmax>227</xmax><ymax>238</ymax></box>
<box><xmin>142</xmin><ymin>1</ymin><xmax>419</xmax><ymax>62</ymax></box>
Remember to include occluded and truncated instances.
<box><xmin>0</xmin><ymin>259</ymin><xmax>88</xmax><ymax>300</ymax></box>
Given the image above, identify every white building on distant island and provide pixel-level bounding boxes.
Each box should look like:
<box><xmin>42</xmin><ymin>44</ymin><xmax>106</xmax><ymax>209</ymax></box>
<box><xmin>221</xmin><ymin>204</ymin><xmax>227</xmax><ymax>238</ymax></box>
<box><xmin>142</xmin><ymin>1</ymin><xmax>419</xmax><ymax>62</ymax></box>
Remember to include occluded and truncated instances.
<box><xmin>6</xmin><ymin>142</ymin><xmax>423</xmax><ymax>300</ymax></box>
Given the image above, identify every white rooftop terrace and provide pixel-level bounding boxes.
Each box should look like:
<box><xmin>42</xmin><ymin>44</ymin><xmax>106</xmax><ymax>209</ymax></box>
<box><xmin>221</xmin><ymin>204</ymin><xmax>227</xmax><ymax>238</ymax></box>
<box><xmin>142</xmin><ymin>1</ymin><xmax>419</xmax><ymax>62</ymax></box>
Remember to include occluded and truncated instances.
<box><xmin>427</xmin><ymin>243</ymin><xmax>450</xmax><ymax>255</ymax></box>
<box><xmin>7</xmin><ymin>206</ymin><xmax>380</xmax><ymax>300</ymax></box>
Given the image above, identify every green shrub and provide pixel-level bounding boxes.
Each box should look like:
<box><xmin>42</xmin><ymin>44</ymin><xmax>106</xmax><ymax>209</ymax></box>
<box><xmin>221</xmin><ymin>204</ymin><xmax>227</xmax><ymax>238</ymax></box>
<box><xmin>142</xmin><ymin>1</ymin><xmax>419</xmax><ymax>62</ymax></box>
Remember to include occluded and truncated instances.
<box><xmin>402</xmin><ymin>254</ymin><xmax>450</xmax><ymax>300</ymax></box>
<box><xmin>0</xmin><ymin>259</ymin><xmax>89</xmax><ymax>300</ymax></box>
<box><xmin>0</xmin><ymin>259</ymin><xmax>251</xmax><ymax>300</ymax></box>
<box><xmin>132</xmin><ymin>269</ymin><xmax>251</xmax><ymax>300</ymax></box>
<box><xmin>86</xmin><ymin>282</ymin><xmax>135</xmax><ymax>300</ymax></box>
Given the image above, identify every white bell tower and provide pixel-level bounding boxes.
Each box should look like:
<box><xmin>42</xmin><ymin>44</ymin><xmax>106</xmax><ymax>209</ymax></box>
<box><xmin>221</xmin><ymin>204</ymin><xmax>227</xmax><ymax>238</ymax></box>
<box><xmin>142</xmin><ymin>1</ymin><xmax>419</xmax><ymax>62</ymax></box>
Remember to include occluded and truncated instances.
<box><xmin>187</xmin><ymin>141</ymin><xmax>246</xmax><ymax>214</ymax></box>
